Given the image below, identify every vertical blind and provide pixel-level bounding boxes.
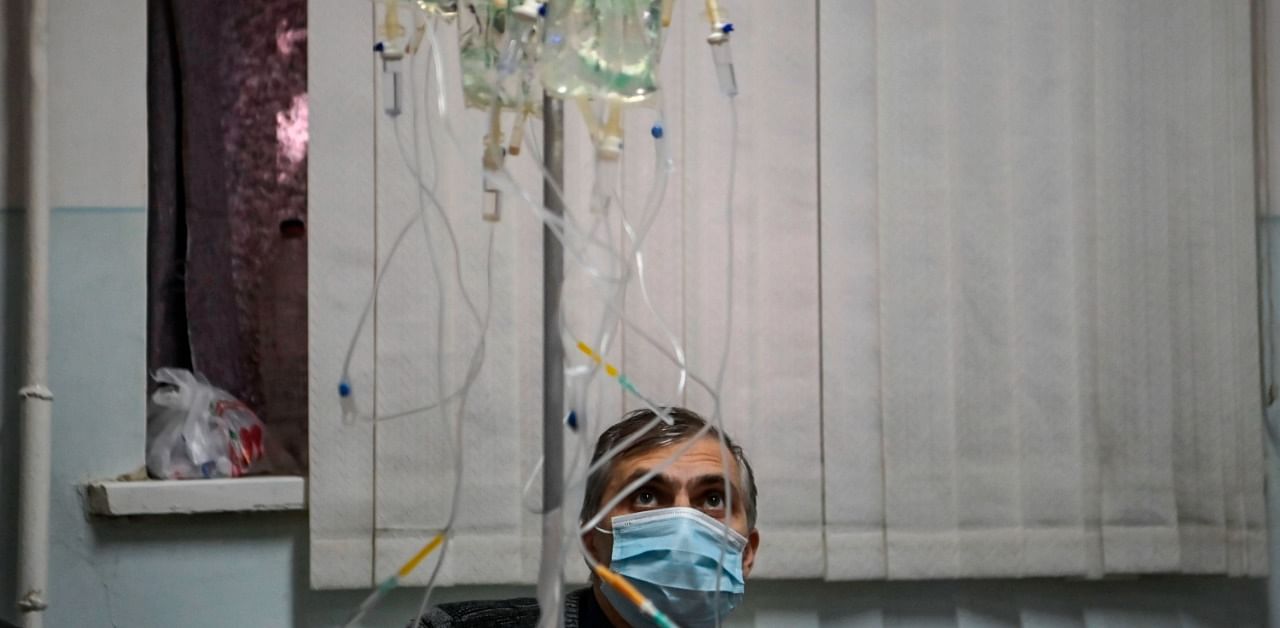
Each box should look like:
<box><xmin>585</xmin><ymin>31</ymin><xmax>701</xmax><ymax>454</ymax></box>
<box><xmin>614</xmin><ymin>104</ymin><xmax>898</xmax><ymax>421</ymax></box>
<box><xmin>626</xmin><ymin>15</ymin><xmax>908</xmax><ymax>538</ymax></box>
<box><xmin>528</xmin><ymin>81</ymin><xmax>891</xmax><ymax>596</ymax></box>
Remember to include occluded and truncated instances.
<box><xmin>821</xmin><ymin>0</ymin><xmax>1266</xmax><ymax>580</ymax></box>
<box><xmin>310</xmin><ymin>0</ymin><xmax>1267</xmax><ymax>588</ymax></box>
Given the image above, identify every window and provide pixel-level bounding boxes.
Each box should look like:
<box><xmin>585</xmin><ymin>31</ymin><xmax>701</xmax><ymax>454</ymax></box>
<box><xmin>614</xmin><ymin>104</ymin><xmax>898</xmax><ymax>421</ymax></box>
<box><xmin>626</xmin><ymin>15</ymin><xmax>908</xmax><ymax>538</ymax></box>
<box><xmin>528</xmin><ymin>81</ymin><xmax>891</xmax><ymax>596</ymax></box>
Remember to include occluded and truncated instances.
<box><xmin>146</xmin><ymin>0</ymin><xmax>308</xmax><ymax>476</ymax></box>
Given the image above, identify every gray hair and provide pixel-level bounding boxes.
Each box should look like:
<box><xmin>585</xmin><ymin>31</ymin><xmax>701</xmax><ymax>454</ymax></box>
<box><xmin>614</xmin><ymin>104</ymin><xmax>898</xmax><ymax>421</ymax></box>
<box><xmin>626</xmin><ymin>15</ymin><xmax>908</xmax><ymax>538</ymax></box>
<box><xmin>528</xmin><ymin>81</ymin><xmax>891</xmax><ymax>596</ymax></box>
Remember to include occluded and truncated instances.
<box><xmin>578</xmin><ymin>407</ymin><xmax>759</xmax><ymax>530</ymax></box>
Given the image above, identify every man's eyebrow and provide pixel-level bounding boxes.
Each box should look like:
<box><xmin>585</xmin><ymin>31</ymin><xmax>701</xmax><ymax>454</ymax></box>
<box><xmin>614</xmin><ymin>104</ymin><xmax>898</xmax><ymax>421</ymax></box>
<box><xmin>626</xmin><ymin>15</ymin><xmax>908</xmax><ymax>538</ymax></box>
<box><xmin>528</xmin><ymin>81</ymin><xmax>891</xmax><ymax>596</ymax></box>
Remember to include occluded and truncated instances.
<box><xmin>689</xmin><ymin>474</ymin><xmax>739</xmax><ymax>492</ymax></box>
<box><xmin>618</xmin><ymin>468</ymin><xmax>676</xmax><ymax>491</ymax></box>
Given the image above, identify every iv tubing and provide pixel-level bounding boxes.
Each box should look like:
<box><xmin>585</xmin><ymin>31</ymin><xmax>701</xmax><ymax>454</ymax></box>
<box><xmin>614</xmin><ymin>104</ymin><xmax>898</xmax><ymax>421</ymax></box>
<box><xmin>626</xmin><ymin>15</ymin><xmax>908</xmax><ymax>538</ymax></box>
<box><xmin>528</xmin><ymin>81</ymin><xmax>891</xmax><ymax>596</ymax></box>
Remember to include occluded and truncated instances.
<box><xmin>513</xmin><ymin>108</ymin><xmax>665</xmax><ymax>628</ymax></box>
<box><xmin>704</xmin><ymin>0</ymin><xmax>724</xmax><ymax>27</ymax></box>
<box><xmin>339</xmin><ymin>42</ymin><xmax>474</xmax><ymax>424</ymax></box>
<box><xmin>466</xmin><ymin>82</ymin><xmax>634</xmax><ymax>283</ymax></box>
<box><xmin>343</xmin><ymin>5</ymin><xmax>696</xmax><ymax>626</ymax></box>
<box><xmin>401</xmin><ymin>44</ymin><xmax>645</xmax><ymax>608</ymax></box>
<box><xmin>619</xmin><ymin>113</ymin><xmax>685</xmax><ymax>399</ymax></box>
<box><xmin>341</xmin><ymin>532</ymin><xmax>445</xmax><ymax>628</ymax></box>
<box><xmin>412</xmin><ymin>224</ymin><xmax>496</xmax><ymax>621</ymax></box>
<box><xmin>516</xmin><ymin>113</ymin><xmax>719</xmax><ymax>628</ymax></box>
<box><xmin>515</xmin><ymin>103</ymin><xmax>718</xmax><ymax>528</ymax></box>
<box><xmin>341</xmin><ymin>25</ymin><xmax>496</xmax><ymax>621</ymax></box>
<box><xmin>515</xmin><ymin>112</ymin><xmax>695</xmax><ymax>488</ymax></box>
<box><xmin>526</xmin><ymin>105</ymin><xmax>686</xmax><ymax>402</ymax></box>
<box><xmin>451</xmin><ymin>92</ymin><xmax>628</xmax><ymax>282</ymax></box>
<box><xmin>410</xmin><ymin>38</ymin><xmax>451</xmax><ymax>457</ymax></box>
<box><xmin>404</xmin><ymin>26</ymin><xmax>497</xmax><ymax>620</ymax></box>
<box><xmin>594</xmin><ymin>565</ymin><xmax>679</xmax><ymax>628</ymax></box>
<box><xmin>708</xmin><ymin>97</ymin><xmax>739</xmax><ymax>628</ymax></box>
<box><xmin>553</xmin><ymin>249</ymin><xmax>733</xmax><ymax>623</ymax></box>
<box><xmin>539</xmin><ymin>142</ymin><xmax>630</xmax><ymax>627</ymax></box>
<box><xmin>362</xmin><ymin>9</ymin><xmax>735</xmax><ymax>625</ymax></box>
<box><xmin>568</xmin><ymin>92</ymin><xmax>740</xmax><ymax>628</ymax></box>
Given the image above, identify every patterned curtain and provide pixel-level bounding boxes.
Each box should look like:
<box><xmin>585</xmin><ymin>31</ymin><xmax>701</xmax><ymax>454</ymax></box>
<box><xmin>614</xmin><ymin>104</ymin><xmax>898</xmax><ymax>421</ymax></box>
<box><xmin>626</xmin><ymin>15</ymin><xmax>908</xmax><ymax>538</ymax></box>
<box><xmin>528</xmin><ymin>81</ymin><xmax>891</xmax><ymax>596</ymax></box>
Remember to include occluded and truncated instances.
<box><xmin>146</xmin><ymin>0</ymin><xmax>308</xmax><ymax>473</ymax></box>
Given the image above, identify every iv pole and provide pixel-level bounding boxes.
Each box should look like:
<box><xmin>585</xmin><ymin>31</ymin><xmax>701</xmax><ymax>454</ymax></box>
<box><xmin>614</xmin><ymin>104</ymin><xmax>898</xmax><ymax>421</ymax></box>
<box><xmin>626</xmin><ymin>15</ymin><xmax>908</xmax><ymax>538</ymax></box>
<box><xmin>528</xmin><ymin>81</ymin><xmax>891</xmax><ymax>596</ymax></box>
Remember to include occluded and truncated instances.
<box><xmin>539</xmin><ymin>93</ymin><xmax>566</xmax><ymax>628</ymax></box>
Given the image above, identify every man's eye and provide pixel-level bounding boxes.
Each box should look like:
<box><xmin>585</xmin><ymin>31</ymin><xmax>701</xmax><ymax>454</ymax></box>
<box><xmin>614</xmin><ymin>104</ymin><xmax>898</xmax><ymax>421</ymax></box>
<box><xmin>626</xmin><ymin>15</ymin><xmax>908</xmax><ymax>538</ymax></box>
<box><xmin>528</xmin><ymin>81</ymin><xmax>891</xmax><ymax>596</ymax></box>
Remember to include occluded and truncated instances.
<box><xmin>633</xmin><ymin>490</ymin><xmax>658</xmax><ymax>506</ymax></box>
<box><xmin>703</xmin><ymin>492</ymin><xmax>725</xmax><ymax>510</ymax></box>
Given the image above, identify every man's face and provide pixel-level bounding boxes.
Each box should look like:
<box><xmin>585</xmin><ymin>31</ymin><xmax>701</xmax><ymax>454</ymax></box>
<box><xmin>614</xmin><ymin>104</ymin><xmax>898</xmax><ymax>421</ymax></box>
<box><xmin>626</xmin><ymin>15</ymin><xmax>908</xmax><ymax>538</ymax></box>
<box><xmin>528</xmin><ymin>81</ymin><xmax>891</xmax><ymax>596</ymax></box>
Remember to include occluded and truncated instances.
<box><xmin>585</xmin><ymin>435</ymin><xmax>760</xmax><ymax>577</ymax></box>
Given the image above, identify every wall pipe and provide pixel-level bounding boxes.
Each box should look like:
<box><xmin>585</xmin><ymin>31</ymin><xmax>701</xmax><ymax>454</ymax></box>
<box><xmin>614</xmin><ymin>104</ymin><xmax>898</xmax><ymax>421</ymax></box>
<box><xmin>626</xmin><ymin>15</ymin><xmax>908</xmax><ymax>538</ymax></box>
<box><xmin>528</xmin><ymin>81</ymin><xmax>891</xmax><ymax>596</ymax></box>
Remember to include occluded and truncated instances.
<box><xmin>16</xmin><ymin>0</ymin><xmax>53</xmax><ymax>625</ymax></box>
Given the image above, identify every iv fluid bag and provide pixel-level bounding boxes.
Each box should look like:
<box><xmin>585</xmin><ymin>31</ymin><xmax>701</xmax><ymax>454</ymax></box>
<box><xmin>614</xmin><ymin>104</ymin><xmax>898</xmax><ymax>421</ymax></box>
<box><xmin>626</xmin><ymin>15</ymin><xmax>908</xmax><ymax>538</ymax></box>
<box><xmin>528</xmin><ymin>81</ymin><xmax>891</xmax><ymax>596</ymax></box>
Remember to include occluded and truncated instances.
<box><xmin>415</xmin><ymin>0</ymin><xmax>459</xmax><ymax>16</ymax></box>
<box><xmin>458</xmin><ymin>1</ymin><xmax>543</xmax><ymax>113</ymax></box>
<box><xmin>541</xmin><ymin>0</ymin><xmax>664</xmax><ymax>103</ymax></box>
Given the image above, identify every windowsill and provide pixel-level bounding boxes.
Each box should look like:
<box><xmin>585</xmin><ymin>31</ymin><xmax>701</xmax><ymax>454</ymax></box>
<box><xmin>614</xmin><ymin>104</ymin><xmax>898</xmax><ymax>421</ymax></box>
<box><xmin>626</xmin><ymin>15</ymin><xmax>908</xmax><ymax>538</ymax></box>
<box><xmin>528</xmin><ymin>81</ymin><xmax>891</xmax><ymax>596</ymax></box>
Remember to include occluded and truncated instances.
<box><xmin>85</xmin><ymin>475</ymin><xmax>306</xmax><ymax>516</ymax></box>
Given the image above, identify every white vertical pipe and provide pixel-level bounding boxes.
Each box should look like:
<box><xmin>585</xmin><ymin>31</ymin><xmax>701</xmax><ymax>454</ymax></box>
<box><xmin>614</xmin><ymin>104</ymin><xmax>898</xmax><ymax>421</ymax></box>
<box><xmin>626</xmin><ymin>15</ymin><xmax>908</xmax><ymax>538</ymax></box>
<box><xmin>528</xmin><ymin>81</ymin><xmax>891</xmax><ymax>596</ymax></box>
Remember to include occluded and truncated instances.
<box><xmin>16</xmin><ymin>0</ymin><xmax>53</xmax><ymax>625</ymax></box>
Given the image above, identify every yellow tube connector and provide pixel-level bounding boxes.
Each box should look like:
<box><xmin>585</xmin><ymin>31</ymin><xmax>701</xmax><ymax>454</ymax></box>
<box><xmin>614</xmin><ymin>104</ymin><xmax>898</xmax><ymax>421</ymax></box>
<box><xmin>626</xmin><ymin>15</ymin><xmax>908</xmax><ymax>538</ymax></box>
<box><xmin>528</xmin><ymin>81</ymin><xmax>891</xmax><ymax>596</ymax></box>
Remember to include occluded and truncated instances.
<box><xmin>704</xmin><ymin>0</ymin><xmax>730</xmax><ymax>44</ymax></box>
<box><xmin>483</xmin><ymin>103</ymin><xmax>504</xmax><ymax>222</ymax></box>
<box><xmin>704</xmin><ymin>0</ymin><xmax>723</xmax><ymax>26</ymax></box>
<box><xmin>507</xmin><ymin>109</ymin><xmax>529</xmax><ymax>156</ymax></box>
<box><xmin>599</xmin><ymin>100</ymin><xmax>624</xmax><ymax>160</ymax></box>
<box><xmin>593</xmin><ymin>565</ymin><xmax>648</xmax><ymax>611</ymax></box>
<box><xmin>576</xmin><ymin>97</ymin><xmax>604</xmax><ymax>142</ymax></box>
<box><xmin>398</xmin><ymin>533</ymin><xmax>446</xmax><ymax>578</ymax></box>
<box><xmin>593</xmin><ymin>565</ymin><xmax>679</xmax><ymax>628</ymax></box>
<box><xmin>483</xmin><ymin>102</ymin><xmax>505</xmax><ymax>171</ymax></box>
<box><xmin>383</xmin><ymin>0</ymin><xmax>406</xmax><ymax>42</ymax></box>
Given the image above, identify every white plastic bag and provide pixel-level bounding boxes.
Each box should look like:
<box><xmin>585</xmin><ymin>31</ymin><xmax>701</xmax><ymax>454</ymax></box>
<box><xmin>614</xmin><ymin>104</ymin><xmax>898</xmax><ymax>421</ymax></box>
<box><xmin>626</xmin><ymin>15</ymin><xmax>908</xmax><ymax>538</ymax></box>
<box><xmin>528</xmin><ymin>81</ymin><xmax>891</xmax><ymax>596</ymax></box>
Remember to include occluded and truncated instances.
<box><xmin>146</xmin><ymin>368</ymin><xmax>268</xmax><ymax>479</ymax></box>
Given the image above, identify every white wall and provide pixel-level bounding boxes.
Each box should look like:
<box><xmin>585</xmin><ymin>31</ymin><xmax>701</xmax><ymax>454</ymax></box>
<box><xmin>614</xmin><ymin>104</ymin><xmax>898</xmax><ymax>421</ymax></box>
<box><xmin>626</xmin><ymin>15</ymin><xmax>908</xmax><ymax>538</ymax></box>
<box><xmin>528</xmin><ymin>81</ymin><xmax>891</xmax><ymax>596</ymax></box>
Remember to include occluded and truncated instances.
<box><xmin>0</xmin><ymin>0</ymin><xmax>1268</xmax><ymax>626</ymax></box>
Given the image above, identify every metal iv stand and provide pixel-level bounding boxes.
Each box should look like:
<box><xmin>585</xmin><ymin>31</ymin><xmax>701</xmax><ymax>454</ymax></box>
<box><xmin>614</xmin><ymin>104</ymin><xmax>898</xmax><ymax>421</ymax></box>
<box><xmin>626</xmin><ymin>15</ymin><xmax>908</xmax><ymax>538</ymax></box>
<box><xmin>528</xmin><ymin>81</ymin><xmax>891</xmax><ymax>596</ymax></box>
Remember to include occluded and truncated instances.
<box><xmin>539</xmin><ymin>92</ymin><xmax>567</xmax><ymax>628</ymax></box>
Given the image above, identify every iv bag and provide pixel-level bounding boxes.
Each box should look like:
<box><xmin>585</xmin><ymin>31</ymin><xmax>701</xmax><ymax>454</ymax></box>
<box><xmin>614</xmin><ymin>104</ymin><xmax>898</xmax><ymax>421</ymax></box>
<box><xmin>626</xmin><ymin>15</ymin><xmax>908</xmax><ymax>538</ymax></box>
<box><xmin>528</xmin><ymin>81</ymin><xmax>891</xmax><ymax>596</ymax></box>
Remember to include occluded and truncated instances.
<box><xmin>540</xmin><ymin>0</ymin><xmax>664</xmax><ymax>103</ymax></box>
<box><xmin>415</xmin><ymin>0</ymin><xmax>459</xmax><ymax>16</ymax></box>
<box><xmin>458</xmin><ymin>0</ymin><xmax>543</xmax><ymax>113</ymax></box>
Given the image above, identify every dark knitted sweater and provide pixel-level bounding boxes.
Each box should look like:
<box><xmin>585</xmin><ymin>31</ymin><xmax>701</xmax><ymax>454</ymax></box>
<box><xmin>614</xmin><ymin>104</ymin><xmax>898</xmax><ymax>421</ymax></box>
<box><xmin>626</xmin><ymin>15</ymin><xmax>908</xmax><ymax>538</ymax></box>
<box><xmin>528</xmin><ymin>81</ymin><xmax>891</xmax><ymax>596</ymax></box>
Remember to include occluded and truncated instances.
<box><xmin>410</xmin><ymin>587</ymin><xmax>617</xmax><ymax>627</ymax></box>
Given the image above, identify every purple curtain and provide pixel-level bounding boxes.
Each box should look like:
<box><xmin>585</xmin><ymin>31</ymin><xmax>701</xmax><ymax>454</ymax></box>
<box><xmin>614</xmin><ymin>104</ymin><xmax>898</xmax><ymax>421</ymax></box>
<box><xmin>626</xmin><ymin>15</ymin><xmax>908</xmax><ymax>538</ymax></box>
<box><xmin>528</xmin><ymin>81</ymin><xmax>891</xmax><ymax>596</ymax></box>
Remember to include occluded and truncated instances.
<box><xmin>147</xmin><ymin>0</ymin><xmax>308</xmax><ymax>474</ymax></box>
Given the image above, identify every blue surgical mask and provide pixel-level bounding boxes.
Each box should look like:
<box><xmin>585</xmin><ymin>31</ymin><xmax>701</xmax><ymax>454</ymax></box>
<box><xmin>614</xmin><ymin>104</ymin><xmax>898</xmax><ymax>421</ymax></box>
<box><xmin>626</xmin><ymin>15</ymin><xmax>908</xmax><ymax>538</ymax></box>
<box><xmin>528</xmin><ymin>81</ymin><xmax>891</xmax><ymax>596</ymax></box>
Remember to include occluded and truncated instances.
<box><xmin>597</xmin><ymin>507</ymin><xmax>748</xmax><ymax>627</ymax></box>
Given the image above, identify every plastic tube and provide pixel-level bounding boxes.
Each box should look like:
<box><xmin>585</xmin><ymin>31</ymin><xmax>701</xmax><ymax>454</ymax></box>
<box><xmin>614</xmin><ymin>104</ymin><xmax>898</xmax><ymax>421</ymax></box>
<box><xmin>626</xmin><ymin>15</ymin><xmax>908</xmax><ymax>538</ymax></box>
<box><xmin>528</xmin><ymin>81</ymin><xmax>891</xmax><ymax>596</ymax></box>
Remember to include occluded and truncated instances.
<box><xmin>708</xmin><ymin>96</ymin><xmax>739</xmax><ymax>628</ymax></box>
<box><xmin>704</xmin><ymin>0</ymin><xmax>724</xmax><ymax>27</ymax></box>
<box><xmin>498</xmin><ymin>6</ymin><xmax>538</xmax><ymax>76</ymax></box>
<box><xmin>341</xmin><ymin>533</ymin><xmax>445</xmax><ymax>628</ymax></box>
<box><xmin>710</xmin><ymin>41</ymin><xmax>738</xmax><ymax>97</ymax></box>
<box><xmin>408</xmin><ymin>41</ymin><xmax>451</xmax><ymax>464</ymax></box>
<box><xmin>594</xmin><ymin>565</ymin><xmax>680</xmax><ymax>628</ymax></box>
<box><xmin>349</xmin><ymin>8</ymin><xmax>740</xmax><ymax>626</ymax></box>
<box><xmin>620</xmin><ymin>116</ymin><xmax>685</xmax><ymax>399</ymax></box>
<box><xmin>520</xmin><ymin>115</ymin><xmax>680</xmax><ymax>461</ymax></box>
<box><xmin>498</xmin><ymin>97</ymin><xmax>733</xmax><ymax>628</ymax></box>
<box><xmin>535</xmin><ymin>116</ymin><xmax>689</xmax><ymax>499</ymax></box>
<box><xmin>413</xmin><ymin>225</ymin><xmax>496</xmax><ymax>621</ymax></box>
<box><xmin>426</xmin><ymin>69</ymin><xmax>628</xmax><ymax>282</ymax></box>
<box><xmin>339</xmin><ymin>44</ymin><xmax>477</xmax><ymax>425</ymax></box>
<box><xmin>340</xmin><ymin>29</ymin><xmax>496</xmax><ymax>624</ymax></box>
<box><xmin>378</xmin><ymin>0</ymin><xmax>408</xmax><ymax>116</ymax></box>
<box><xmin>507</xmin><ymin>108</ymin><xmax>529</xmax><ymax>156</ymax></box>
<box><xmin>565</xmin><ymin>94</ymin><xmax>740</xmax><ymax>628</ymax></box>
<box><xmin>590</xmin><ymin>157</ymin><xmax>619</xmax><ymax>213</ymax></box>
<box><xmin>403</xmin><ymin>24</ymin><xmax>498</xmax><ymax>621</ymax></box>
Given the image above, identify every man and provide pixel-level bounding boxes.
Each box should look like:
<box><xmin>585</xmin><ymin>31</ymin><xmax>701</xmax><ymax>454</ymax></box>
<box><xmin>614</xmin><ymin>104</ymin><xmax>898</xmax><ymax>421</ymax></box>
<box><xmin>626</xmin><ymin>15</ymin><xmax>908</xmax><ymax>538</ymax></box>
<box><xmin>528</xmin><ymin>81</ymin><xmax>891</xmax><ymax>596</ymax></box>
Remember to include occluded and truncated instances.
<box><xmin>412</xmin><ymin>407</ymin><xmax>760</xmax><ymax>627</ymax></box>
